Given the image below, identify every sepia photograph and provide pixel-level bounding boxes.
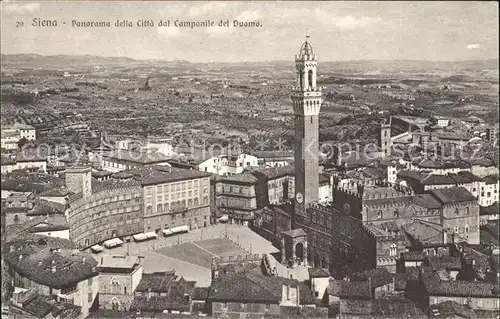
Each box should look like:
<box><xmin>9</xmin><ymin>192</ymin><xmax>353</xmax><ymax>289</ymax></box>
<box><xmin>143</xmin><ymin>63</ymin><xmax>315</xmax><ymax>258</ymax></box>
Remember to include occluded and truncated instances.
<box><xmin>0</xmin><ymin>1</ymin><xmax>499</xmax><ymax>318</ymax></box>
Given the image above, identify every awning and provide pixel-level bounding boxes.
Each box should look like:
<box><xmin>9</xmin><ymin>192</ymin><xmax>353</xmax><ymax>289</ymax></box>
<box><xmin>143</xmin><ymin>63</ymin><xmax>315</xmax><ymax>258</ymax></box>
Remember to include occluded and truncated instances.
<box><xmin>103</xmin><ymin>238</ymin><xmax>123</xmax><ymax>248</ymax></box>
<box><xmin>144</xmin><ymin>231</ymin><xmax>157</xmax><ymax>239</ymax></box>
<box><xmin>91</xmin><ymin>244</ymin><xmax>104</xmax><ymax>252</ymax></box>
<box><xmin>133</xmin><ymin>233</ymin><xmax>148</xmax><ymax>241</ymax></box>
<box><xmin>164</xmin><ymin>225</ymin><xmax>189</xmax><ymax>236</ymax></box>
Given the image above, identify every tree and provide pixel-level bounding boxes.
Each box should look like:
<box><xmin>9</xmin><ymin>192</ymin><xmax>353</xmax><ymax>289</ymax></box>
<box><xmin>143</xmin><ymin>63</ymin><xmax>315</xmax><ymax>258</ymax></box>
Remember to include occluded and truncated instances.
<box><xmin>17</xmin><ymin>137</ymin><xmax>28</xmax><ymax>149</ymax></box>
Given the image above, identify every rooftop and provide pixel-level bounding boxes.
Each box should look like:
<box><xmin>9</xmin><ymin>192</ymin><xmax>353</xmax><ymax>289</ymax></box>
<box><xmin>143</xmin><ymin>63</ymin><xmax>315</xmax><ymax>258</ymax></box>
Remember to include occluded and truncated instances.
<box><xmin>99</xmin><ymin>255</ymin><xmax>141</xmax><ymax>270</ymax></box>
<box><xmin>429</xmin><ymin>187</ymin><xmax>477</xmax><ymax>204</ymax></box>
<box><xmin>141</xmin><ymin>167</ymin><xmax>211</xmax><ymax>186</ymax></box>
<box><xmin>422</xmin><ymin>269</ymin><xmax>499</xmax><ymax>298</ymax></box>
<box><xmin>4</xmin><ymin>234</ymin><xmax>98</xmax><ymax>289</ymax></box>
<box><xmin>209</xmin><ymin>270</ymin><xmax>315</xmax><ymax>304</ymax></box>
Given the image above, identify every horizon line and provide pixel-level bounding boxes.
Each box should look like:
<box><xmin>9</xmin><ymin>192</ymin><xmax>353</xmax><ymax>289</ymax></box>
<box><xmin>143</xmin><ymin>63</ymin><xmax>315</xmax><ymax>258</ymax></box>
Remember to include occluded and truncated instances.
<box><xmin>1</xmin><ymin>52</ymin><xmax>499</xmax><ymax>65</ymax></box>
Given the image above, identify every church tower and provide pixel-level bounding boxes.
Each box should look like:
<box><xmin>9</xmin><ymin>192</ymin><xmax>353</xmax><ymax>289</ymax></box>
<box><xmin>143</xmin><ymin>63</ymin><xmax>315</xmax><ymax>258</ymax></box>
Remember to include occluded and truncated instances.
<box><xmin>380</xmin><ymin>117</ymin><xmax>392</xmax><ymax>158</ymax></box>
<box><xmin>292</xmin><ymin>39</ymin><xmax>322</xmax><ymax>224</ymax></box>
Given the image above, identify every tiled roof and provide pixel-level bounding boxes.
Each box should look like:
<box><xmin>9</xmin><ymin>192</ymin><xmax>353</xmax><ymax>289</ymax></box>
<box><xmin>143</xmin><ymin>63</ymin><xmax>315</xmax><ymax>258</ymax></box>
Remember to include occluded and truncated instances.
<box><xmin>308</xmin><ymin>268</ymin><xmax>330</xmax><ymax>278</ymax></box>
<box><xmin>426</xmin><ymin>256</ymin><xmax>462</xmax><ymax>271</ymax></box>
<box><xmin>420</xmin><ymin>174</ymin><xmax>456</xmax><ymax>185</ymax></box>
<box><xmin>429</xmin><ymin>187</ymin><xmax>476</xmax><ymax>204</ymax></box>
<box><xmin>192</xmin><ymin>287</ymin><xmax>209</xmax><ymax>300</ymax></box>
<box><xmin>411</xmin><ymin>193</ymin><xmax>442</xmax><ymax>210</ymax></box>
<box><xmin>131</xmin><ymin>274</ymin><xmax>196</xmax><ymax>312</ymax></box>
<box><xmin>99</xmin><ymin>255</ymin><xmax>141</xmax><ymax>270</ymax></box>
<box><xmin>209</xmin><ymin>270</ymin><xmax>315</xmax><ymax>304</ymax></box>
<box><xmin>403</xmin><ymin>220</ymin><xmax>444</xmax><ymax>246</ymax></box>
<box><xmin>39</xmin><ymin>188</ymin><xmax>74</xmax><ymax>197</ymax></box>
<box><xmin>135</xmin><ymin>271</ymin><xmax>177</xmax><ymax>292</ymax></box>
<box><xmin>327</xmin><ymin>279</ymin><xmax>371</xmax><ymax>299</ymax></box>
<box><xmin>483</xmin><ymin>175</ymin><xmax>499</xmax><ymax>184</ymax></box>
<box><xmin>28</xmin><ymin>215</ymin><xmax>70</xmax><ymax>233</ymax></box>
<box><xmin>216</xmin><ymin>171</ymin><xmax>260</xmax><ymax>184</ymax></box>
<box><xmin>429</xmin><ymin>300</ymin><xmax>476</xmax><ymax>318</ymax></box>
<box><xmin>402</xmin><ymin>251</ymin><xmax>425</xmax><ymax>262</ymax></box>
<box><xmin>448</xmin><ymin>173</ymin><xmax>472</xmax><ymax>184</ymax></box>
<box><xmin>250</xmin><ymin>150</ymin><xmax>294</xmax><ymax>159</ymax></box>
<box><xmin>4</xmin><ymin>234</ymin><xmax>98</xmax><ymax>289</ymax></box>
<box><xmin>141</xmin><ymin>167</ymin><xmax>211</xmax><ymax>186</ymax></box>
<box><xmin>397</xmin><ymin>170</ymin><xmax>426</xmax><ymax>181</ymax></box>
<box><xmin>362</xmin><ymin>167</ymin><xmax>386</xmax><ymax>180</ymax></box>
<box><xmin>457</xmin><ymin>171</ymin><xmax>483</xmax><ymax>182</ymax></box>
<box><xmin>371</xmin><ymin>299</ymin><xmax>426</xmax><ymax>318</ymax></box>
<box><xmin>13</xmin><ymin>291</ymin><xmax>82</xmax><ymax>318</ymax></box>
<box><xmin>351</xmin><ymin>268</ymin><xmax>393</xmax><ymax>288</ymax></box>
<box><xmin>422</xmin><ymin>269</ymin><xmax>500</xmax><ymax>298</ymax></box>
<box><xmin>104</xmin><ymin>150</ymin><xmax>170</xmax><ymax>164</ymax></box>
<box><xmin>480</xmin><ymin>203</ymin><xmax>499</xmax><ymax>216</ymax></box>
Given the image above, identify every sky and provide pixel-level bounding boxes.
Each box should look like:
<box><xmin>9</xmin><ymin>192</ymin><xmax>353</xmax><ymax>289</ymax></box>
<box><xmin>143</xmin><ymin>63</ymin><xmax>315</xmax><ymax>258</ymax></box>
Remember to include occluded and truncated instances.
<box><xmin>1</xmin><ymin>1</ymin><xmax>498</xmax><ymax>62</ymax></box>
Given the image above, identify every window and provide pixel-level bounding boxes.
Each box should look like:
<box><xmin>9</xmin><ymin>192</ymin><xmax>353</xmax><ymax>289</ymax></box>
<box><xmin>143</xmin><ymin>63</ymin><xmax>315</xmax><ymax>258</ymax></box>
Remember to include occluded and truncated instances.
<box><xmin>454</xmin><ymin>226</ymin><xmax>459</xmax><ymax>233</ymax></box>
<box><xmin>88</xmin><ymin>277</ymin><xmax>93</xmax><ymax>286</ymax></box>
<box><xmin>465</xmin><ymin>225</ymin><xmax>469</xmax><ymax>233</ymax></box>
<box><xmin>157</xmin><ymin>204</ymin><xmax>163</xmax><ymax>213</ymax></box>
<box><xmin>455</xmin><ymin>208</ymin><xmax>459</xmax><ymax>215</ymax></box>
<box><xmin>394</xmin><ymin>209</ymin><xmax>399</xmax><ymax>218</ymax></box>
<box><xmin>377</xmin><ymin>211</ymin><xmax>382</xmax><ymax>219</ymax></box>
<box><xmin>265</xmin><ymin>304</ymin><xmax>271</xmax><ymax>311</ymax></box>
<box><xmin>124</xmin><ymin>287</ymin><xmax>127</xmax><ymax>294</ymax></box>
<box><xmin>14</xmin><ymin>215</ymin><xmax>19</xmax><ymax>223</ymax></box>
<box><xmin>477</xmin><ymin>299</ymin><xmax>483</xmax><ymax>308</ymax></box>
<box><xmin>88</xmin><ymin>292</ymin><xmax>93</xmax><ymax>302</ymax></box>
<box><xmin>390</xmin><ymin>244</ymin><xmax>397</xmax><ymax>257</ymax></box>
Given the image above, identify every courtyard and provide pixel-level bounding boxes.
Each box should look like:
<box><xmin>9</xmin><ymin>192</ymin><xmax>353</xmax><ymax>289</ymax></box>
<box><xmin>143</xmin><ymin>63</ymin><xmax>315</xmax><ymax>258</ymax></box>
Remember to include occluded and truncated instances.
<box><xmin>91</xmin><ymin>224</ymin><xmax>279</xmax><ymax>286</ymax></box>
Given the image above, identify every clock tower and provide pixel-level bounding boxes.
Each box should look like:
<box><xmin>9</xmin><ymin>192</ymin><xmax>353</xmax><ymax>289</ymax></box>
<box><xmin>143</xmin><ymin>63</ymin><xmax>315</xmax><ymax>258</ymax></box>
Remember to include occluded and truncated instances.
<box><xmin>292</xmin><ymin>38</ymin><xmax>322</xmax><ymax>226</ymax></box>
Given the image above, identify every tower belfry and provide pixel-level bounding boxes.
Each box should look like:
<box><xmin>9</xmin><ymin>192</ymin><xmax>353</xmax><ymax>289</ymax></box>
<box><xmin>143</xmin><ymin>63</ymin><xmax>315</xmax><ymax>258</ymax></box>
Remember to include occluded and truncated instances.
<box><xmin>292</xmin><ymin>38</ymin><xmax>322</xmax><ymax>225</ymax></box>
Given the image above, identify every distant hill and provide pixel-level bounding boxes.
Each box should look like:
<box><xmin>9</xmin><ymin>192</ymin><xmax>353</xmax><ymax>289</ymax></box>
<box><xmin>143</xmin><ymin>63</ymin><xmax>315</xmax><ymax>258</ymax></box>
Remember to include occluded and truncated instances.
<box><xmin>0</xmin><ymin>54</ymin><xmax>191</xmax><ymax>69</ymax></box>
<box><xmin>1</xmin><ymin>53</ymin><xmax>497</xmax><ymax>72</ymax></box>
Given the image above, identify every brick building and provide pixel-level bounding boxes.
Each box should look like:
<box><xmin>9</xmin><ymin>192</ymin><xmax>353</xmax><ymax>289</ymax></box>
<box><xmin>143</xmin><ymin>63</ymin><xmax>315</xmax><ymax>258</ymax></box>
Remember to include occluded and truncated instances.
<box><xmin>98</xmin><ymin>255</ymin><xmax>143</xmax><ymax>311</ymax></box>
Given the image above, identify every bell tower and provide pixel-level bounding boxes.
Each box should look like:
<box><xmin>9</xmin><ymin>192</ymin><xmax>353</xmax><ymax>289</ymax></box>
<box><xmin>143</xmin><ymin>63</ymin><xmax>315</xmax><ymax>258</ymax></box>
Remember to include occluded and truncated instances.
<box><xmin>292</xmin><ymin>38</ymin><xmax>322</xmax><ymax>225</ymax></box>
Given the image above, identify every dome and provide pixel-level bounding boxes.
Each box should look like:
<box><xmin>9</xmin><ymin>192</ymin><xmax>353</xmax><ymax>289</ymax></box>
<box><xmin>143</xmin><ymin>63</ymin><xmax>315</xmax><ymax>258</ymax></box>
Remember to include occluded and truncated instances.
<box><xmin>299</xmin><ymin>41</ymin><xmax>314</xmax><ymax>56</ymax></box>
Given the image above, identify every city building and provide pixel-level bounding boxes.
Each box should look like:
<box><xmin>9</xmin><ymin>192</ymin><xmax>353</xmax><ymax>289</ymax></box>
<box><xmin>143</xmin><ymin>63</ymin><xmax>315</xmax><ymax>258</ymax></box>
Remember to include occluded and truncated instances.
<box><xmin>1</xmin><ymin>123</ymin><xmax>36</xmax><ymax>150</ymax></box>
<box><xmin>98</xmin><ymin>255</ymin><xmax>143</xmax><ymax>311</ymax></box>
<box><xmin>251</xmin><ymin>150</ymin><xmax>294</xmax><ymax>168</ymax></box>
<box><xmin>4</xmin><ymin>235</ymin><xmax>99</xmax><ymax>318</ymax></box>
<box><xmin>197</xmin><ymin>153</ymin><xmax>258</xmax><ymax>176</ymax></box>
<box><xmin>66</xmin><ymin>168</ymin><xmax>143</xmax><ymax>249</ymax></box>
<box><xmin>130</xmin><ymin>270</ymin><xmax>197</xmax><ymax>316</ymax></box>
<box><xmin>9</xmin><ymin>288</ymin><xmax>82</xmax><ymax>318</ymax></box>
<box><xmin>208</xmin><ymin>269</ymin><xmax>320</xmax><ymax>318</ymax></box>
<box><xmin>141</xmin><ymin>166</ymin><xmax>212</xmax><ymax>233</ymax></box>
<box><xmin>101</xmin><ymin>150</ymin><xmax>171</xmax><ymax>173</ymax></box>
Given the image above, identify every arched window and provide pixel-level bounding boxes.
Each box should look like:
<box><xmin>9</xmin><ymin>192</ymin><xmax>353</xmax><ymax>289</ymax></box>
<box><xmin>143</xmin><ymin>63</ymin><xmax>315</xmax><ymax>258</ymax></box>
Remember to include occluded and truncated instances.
<box><xmin>111</xmin><ymin>278</ymin><xmax>120</xmax><ymax>294</ymax></box>
<box><xmin>111</xmin><ymin>298</ymin><xmax>120</xmax><ymax>310</ymax></box>
<box><xmin>394</xmin><ymin>209</ymin><xmax>399</xmax><ymax>218</ymax></box>
<box><xmin>157</xmin><ymin>204</ymin><xmax>163</xmax><ymax>213</ymax></box>
<box><xmin>377</xmin><ymin>210</ymin><xmax>382</xmax><ymax>219</ymax></box>
<box><xmin>308</xmin><ymin>70</ymin><xmax>313</xmax><ymax>88</ymax></box>
<box><xmin>188</xmin><ymin>199</ymin><xmax>193</xmax><ymax>207</ymax></box>
<box><xmin>299</xmin><ymin>72</ymin><xmax>304</xmax><ymax>87</ymax></box>
<box><xmin>14</xmin><ymin>215</ymin><xmax>19</xmax><ymax>223</ymax></box>
<box><xmin>194</xmin><ymin>198</ymin><xmax>199</xmax><ymax>206</ymax></box>
<box><xmin>165</xmin><ymin>203</ymin><xmax>170</xmax><ymax>211</ymax></box>
<box><xmin>146</xmin><ymin>205</ymin><xmax>152</xmax><ymax>215</ymax></box>
<box><xmin>465</xmin><ymin>225</ymin><xmax>469</xmax><ymax>233</ymax></box>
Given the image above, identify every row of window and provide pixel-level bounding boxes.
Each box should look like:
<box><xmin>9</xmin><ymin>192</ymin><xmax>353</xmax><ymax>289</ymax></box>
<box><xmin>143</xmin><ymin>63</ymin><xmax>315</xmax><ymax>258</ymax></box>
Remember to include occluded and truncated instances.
<box><xmin>146</xmin><ymin>179</ymin><xmax>208</xmax><ymax>195</ymax></box>
<box><xmin>145</xmin><ymin>197</ymin><xmax>209</xmax><ymax>214</ymax></box>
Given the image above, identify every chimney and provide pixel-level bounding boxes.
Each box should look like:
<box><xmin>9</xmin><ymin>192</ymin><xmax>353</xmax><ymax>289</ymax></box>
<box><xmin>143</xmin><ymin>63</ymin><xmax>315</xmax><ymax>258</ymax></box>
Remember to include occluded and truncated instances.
<box><xmin>52</xmin><ymin>266</ymin><xmax>56</xmax><ymax>273</ymax></box>
<box><xmin>147</xmin><ymin>288</ymin><xmax>152</xmax><ymax>302</ymax></box>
